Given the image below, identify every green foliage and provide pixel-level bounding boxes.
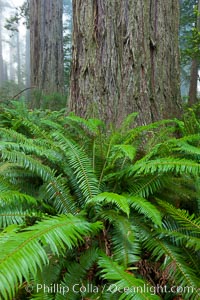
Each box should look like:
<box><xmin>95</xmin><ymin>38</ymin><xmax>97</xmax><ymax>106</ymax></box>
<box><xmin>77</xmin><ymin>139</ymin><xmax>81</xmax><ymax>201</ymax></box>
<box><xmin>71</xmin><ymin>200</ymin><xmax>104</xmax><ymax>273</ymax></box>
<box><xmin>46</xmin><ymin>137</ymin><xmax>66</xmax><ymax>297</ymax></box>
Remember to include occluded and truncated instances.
<box><xmin>180</xmin><ymin>0</ymin><xmax>200</xmax><ymax>62</ymax></box>
<box><xmin>179</xmin><ymin>0</ymin><xmax>200</xmax><ymax>96</ymax></box>
<box><xmin>0</xmin><ymin>215</ymin><xmax>102</xmax><ymax>300</ymax></box>
<box><xmin>98</xmin><ymin>254</ymin><xmax>160</xmax><ymax>300</ymax></box>
<box><xmin>0</xmin><ymin>81</ymin><xmax>23</xmax><ymax>103</ymax></box>
<box><xmin>29</xmin><ymin>90</ymin><xmax>67</xmax><ymax>110</ymax></box>
<box><xmin>0</xmin><ymin>102</ymin><xmax>200</xmax><ymax>299</ymax></box>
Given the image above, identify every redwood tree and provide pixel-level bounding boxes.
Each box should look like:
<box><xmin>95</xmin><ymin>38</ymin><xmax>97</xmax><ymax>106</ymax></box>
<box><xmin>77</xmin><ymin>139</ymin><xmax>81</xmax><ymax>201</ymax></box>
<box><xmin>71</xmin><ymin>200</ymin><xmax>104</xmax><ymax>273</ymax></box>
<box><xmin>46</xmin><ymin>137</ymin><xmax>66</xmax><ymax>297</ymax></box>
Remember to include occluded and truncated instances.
<box><xmin>188</xmin><ymin>0</ymin><xmax>200</xmax><ymax>105</ymax></box>
<box><xmin>0</xmin><ymin>0</ymin><xmax>3</xmax><ymax>87</ymax></box>
<box><xmin>69</xmin><ymin>0</ymin><xmax>182</xmax><ymax>126</ymax></box>
<box><xmin>30</xmin><ymin>0</ymin><xmax>64</xmax><ymax>97</ymax></box>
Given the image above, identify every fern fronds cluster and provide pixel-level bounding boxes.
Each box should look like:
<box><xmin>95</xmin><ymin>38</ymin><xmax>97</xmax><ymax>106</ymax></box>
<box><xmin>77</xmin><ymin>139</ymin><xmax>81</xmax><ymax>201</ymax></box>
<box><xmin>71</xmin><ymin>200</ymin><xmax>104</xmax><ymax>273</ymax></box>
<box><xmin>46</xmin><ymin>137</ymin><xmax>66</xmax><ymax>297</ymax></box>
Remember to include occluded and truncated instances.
<box><xmin>0</xmin><ymin>102</ymin><xmax>199</xmax><ymax>299</ymax></box>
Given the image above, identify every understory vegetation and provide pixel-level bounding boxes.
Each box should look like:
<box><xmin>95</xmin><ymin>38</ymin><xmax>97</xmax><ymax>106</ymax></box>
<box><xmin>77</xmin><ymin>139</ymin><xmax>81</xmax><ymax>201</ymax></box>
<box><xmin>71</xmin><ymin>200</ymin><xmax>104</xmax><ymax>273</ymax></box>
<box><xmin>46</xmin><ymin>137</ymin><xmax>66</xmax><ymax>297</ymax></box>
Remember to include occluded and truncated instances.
<box><xmin>0</xmin><ymin>101</ymin><xmax>200</xmax><ymax>300</ymax></box>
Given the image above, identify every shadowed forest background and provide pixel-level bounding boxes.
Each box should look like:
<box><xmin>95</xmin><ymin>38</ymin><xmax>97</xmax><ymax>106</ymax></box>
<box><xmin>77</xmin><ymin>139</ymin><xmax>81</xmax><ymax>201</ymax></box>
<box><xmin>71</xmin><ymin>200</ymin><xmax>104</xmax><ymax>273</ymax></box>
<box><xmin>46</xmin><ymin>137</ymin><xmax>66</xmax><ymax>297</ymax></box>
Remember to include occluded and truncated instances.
<box><xmin>0</xmin><ymin>1</ymin><xmax>200</xmax><ymax>300</ymax></box>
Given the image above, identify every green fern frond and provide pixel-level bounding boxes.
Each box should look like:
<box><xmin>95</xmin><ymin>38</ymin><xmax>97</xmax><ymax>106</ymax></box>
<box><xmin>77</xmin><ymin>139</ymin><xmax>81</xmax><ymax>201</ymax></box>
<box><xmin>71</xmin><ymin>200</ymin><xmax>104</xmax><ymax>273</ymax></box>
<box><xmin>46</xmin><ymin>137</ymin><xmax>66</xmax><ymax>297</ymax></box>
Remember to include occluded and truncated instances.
<box><xmin>86</xmin><ymin>192</ymin><xmax>130</xmax><ymax>216</ymax></box>
<box><xmin>0</xmin><ymin>128</ymin><xmax>63</xmax><ymax>165</ymax></box>
<box><xmin>0</xmin><ymin>174</ymin><xmax>19</xmax><ymax>191</ymax></box>
<box><xmin>98</xmin><ymin>254</ymin><xmax>160</xmax><ymax>300</ymax></box>
<box><xmin>52</xmin><ymin>132</ymin><xmax>100</xmax><ymax>201</ymax></box>
<box><xmin>66</xmin><ymin>114</ymin><xmax>104</xmax><ymax>136</ymax></box>
<box><xmin>174</xmin><ymin>141</ymin><xmax>200</xmax><ymax>158</ymax></box>
<box><xmin>157</xmin><ymin>200</ymin><xmax>200</xmax><ymax>233</ymax></box>
<box><xmin>41</xmin><ymin>118</ymin><xmax>65</xmax><ymax>132</ymax></box>
<box><xmin>120</xmin><ymin>112</ymin><xmax>138</xmax><ymax>132</ymax></box>
<box><xmin>20</xmin><ymin>118</ymin><xmax>48</xmax><ymax>139</ymax></box>
<box><xmin>0</xmin><ymin>208</ymin><xmax>42</xmax><ymax>228</ymax></box>
<box><xmin>128</xmin><ymin>196</ymin><xmax>162</xmax><ymax>227</ymax></box>
<box><xmin>131</xmin><ymin>157</ymin><xmax>200</xmax><ymax>176</ymax></box>
<box><xmin>0</xmin><ymin>214</ymin><xmax>102</xmax><ymax>300</ymax></box>
<box><xmin>30</xmin><ymin>255</ymin><xmax>65</xmax><ymax>300</ymax></box>
<box><xmin>183</xmin><ymin>247</ymin><xmax>200</xmax><ymax>277</ymax></box>
<box><xmin>158</xmin><ymin>176</ymin><xmax>199</xmax><ymax>205</ymax></box>
<box><xmin>110</xmin><ymin>216</ymin><xmax>140</xmax><ymax>267</ymax></box>
<box><xmin>111</xmin><ymin>144</ymin><xmax>136</xmax><ymax>161</ymax></box>
<box><xmin>98</xmin><ymin>209</ymin><xmax>141</xmax><ymax>267</ymax></box>
<box><xmin>123</xmin><ymin>119</ymin><xmax>176</xmax><ymax>145</ymax></box>
<box><xmin>143</xmin><ymin>237</ymin><xmax>200</xmax><ymax>299</ymax></box>
<box><xmin>30</xmin><ymin>293</ymin><xmax>54</xmax><ymax>300</ymax></box>
<box><xmin>0</xmin><ymin>191</ymin><xmax>37</xmax><ymax>206</ymax></box>
<box><xmin>127</xmin><ymin>174</ymin><xmax>167</xmax><ymax>198</ymax></box>
<box><xmin>1</xmin><ymin>149</ymin><xmax>55</xmax><ymax>181</ymax></box>
<box><xmin>157</xmin><ymin>229</ymin><xmax>200</xmax><ymax>251</ymax></box>
<box><xmin>44</xmin><ymin>176</ymin><xmax>77</xmax><ymax>214</ymax></box>
<box><xmin>55</xmin><ymin>247</ymin><xmax>99</xmax><ymax>299</ymax></box>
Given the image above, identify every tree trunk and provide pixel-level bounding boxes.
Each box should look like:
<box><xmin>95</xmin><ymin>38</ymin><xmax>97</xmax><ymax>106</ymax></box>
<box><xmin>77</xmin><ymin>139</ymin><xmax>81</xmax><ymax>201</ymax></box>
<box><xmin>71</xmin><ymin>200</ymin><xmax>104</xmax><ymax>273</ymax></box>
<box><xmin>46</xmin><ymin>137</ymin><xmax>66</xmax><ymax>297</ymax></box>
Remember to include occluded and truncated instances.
<box><xmin>188</xmin><ymin>59</ymin><xmax>198</xmax><ymax>105</ymax></box>
<box><xmin>0</xmin><ymin>0</ymin><xmax>4</xmax><ymax>87</ymax></box>
<box><xmin>69</xmin><ymin>0</ymin><xmax>182</xmax><ymax>126</ymax></box>
<box><xmin>3</xmin><ymin>62</ymin><xmax>8</xmax><ymax>82</ymax></box>
<box><xmin>16</xmin><ymin>31</ymin><xmax>21</xmax><ymax>86</ymax></box>
<box><xmin>25</xmin><ymin>28</ymin><xmax>31</xmax><ymax>99</ymax></box>
<box><xmin>30</xmin><ymin>0</ymin><xmax>64</xmax><ymax>99</ymax></box>
<box><xmin>9</xmin><ymin>38</ymin><xmax>15</xmax><ymax>81</ymax></box>
<box><xmin>188</xmin><ymin>0</ymin><xmax>200</xmax><ymax>105</ymax></box>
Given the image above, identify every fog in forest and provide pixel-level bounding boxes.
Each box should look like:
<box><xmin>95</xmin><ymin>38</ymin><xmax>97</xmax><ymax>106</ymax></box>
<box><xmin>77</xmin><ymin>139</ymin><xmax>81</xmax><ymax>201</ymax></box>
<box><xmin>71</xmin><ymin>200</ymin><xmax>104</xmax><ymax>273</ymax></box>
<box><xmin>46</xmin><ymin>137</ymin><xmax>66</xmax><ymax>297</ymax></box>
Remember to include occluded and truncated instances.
<box><xmin>0</xmin><ymin>0</ymin><xmax>26</xmax><ymax>88</ymax></box>
<box><xmin>0</xmin><ymin>0</ymin><xmax>199</xmax><ymax>103</ymax></box>
<box><xmin>0</xmin><ymin>0</ymin><xmax>72</xmax><ymax>102</ymax></box>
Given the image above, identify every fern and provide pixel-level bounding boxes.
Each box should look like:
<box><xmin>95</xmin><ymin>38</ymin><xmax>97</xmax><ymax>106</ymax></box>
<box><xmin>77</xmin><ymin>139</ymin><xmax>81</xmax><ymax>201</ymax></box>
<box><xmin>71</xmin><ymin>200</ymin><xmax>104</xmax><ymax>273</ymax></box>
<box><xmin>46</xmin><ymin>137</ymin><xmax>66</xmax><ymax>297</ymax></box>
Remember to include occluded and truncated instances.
<box><xmin>1</xmin><ymin>106</ymin><xmax>200</xmax><ymax>300</ymax></box>
<box><xmin>1</xmin><ymin>149</ymin><xmax>54</xmax><ymax>181</ymax></box>
<box><xmin>0</xmin><ymin>214</ymin><xmax>102</xmax><ymax>300</ymax></box>
<box><xmin>30</xmin><ymin>255</ymin><xmax>66</xmax><ymax>300</ymax></box>
<box><xmin>110</xmin><ymin>214</ymin><xmax>141</xmax><ymax>267</ymax></box>
<box><xmin>143</xmin><ymin>236</ymin><xmax>200</xmax><ymax>300</ymax></box>
<box><xmin>157</xmin><ymin>200</ymin><xmax>200</xmax><ymax>233</ymax></box>
<box><xmin>127</xmin><ymin>174</ymin><xmax>168</xmax><ymax>198</ymax></box>
<box><xmin>174</xmin><ymin>140</ymin><xmax>200</xmax><ymax>158</ymax></box>
<box><xmin>0</xmin><ymin>191</ymin><xmax>37</xmax><ymax>206</ymax></box>
<box><xmin>0</xmin><ymin>208</ymin><xmax>41</xmax><ymax>228</ymax></box>
<box><xmin>128</xmin><ymin>196</ymin><xmax>162</xmax><ymax>227</ymax></box>
<box><xmin>131</xmin><ymin>218</ymin><xmax>200</xmax><ymax>300</ymax></box>
<box><xmin>55</xmin><ymin>247</ymin><xmax>99</xmax><ymax>299</ymax></box>
<box><xmin>98</xmin><ymin>254</ymin><xmax>161</xmax><ymax>300</ymax></box>
<box><xmin>131</xmin><ymin>157</ymin><xmax>200</xmax><ymax>176</ymax></box>
<box><xmin>52</xmin><ymin>132</ymin><xmax>100</xmax><ymax>201</ymax></box>
<box><xmin>86</xmin><ymin>192</ymin><xmax>130</xmax><ymax>216</ymax></box>
<box><xmin>43</xmin><ymin>176</ymin><xmax>77</xmax><ymax>214</ymax></box>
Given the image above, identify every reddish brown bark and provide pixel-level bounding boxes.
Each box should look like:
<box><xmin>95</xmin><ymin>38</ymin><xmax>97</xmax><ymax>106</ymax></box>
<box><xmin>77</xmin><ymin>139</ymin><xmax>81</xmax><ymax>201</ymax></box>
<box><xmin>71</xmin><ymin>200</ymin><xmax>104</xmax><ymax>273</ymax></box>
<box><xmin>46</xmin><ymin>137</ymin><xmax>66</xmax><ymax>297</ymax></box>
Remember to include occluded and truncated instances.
<box><xmin>69</xmin><ymin>0</ymin><xmax>182</xmax><ymax>126</ymax></box>
<box><xmin>188</xmin><ymin>0</ymin><xmax>200</xmax><ymax>106</ymax></box>
<box><xmin>30</xmin><ymin>0</ymin><xmax>64</xmax><ymax>99</ymax></box>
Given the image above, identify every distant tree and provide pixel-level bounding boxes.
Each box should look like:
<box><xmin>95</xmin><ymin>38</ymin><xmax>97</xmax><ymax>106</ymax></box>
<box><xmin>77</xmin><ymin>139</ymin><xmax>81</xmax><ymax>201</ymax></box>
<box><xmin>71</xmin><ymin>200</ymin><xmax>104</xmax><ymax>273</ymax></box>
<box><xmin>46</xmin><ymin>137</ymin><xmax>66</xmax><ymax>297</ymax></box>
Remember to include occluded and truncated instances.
<box><xmin>9</xmin><ymin>37</ymin><xmax>15</xmax><ymax>81</ymax></box>
<box><xmin>0</xmin><ymin>0</ymin><xmax>7</xmax><ymax>86</ymax></box>
<box><xmin>5</xmin><ymin>0</ymin><xmax>31</xmax><ymax>96</ymax></box>
<box><xmin>25</xmin><ymin>27</ymin><xmax>30</xmax><ymax>98</ymax></box>
<box><xmin>180</xmin><ymin>0</ymin><xmax>200</xmax><ymax>102</ymax></box>
<box><xmin>189</xmin><ymin>0</ymin><xmax>200</xmax><ymax>104</ymax></box>
<box><xmin>0</xmin><ymin>0</ymin><xmax>4</xmax><ymax>86</ymax></box>
<box><xmin>63</xmin><ymin>0</ymin><xmax>72</xmax><ymax>91</ymax></box>
<box><xmin>29</xmin><ymin>0</ymin><xmax>64</xmax><ymax>103</ymax></box>
<box><xmin>70</xmin><ymin>0</ymin><xmax>182</xmax><ymax>126</ymax></box>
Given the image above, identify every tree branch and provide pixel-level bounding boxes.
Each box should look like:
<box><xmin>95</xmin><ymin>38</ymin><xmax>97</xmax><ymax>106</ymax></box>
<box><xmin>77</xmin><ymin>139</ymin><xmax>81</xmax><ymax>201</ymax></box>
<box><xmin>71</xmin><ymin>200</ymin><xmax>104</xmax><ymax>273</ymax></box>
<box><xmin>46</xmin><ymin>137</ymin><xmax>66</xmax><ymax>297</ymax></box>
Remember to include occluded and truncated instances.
<box><xmin>12</xmin><ymin>86</ymin><xmax>36</xmax><ymax>99</ymax></box>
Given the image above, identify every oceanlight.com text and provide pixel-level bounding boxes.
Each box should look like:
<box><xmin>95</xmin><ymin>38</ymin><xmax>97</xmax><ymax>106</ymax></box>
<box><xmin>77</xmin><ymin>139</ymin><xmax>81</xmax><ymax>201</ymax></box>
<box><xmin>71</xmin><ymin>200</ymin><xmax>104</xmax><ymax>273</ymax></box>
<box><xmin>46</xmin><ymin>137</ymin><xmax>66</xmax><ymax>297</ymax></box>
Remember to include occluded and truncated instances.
<box><xmin>25</xmin><ymin>283</ymin><xmax>200</xmax><ymax>296</ymax></box>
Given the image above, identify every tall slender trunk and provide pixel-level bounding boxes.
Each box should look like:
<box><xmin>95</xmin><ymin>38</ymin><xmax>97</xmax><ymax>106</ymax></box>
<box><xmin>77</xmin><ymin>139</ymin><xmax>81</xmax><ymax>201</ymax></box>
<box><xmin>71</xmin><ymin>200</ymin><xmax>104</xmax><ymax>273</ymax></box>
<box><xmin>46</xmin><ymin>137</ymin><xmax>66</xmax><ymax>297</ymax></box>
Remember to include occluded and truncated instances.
<box><xmin>189</xmin><ymin>60</ymin><xmax>198</xmax><ymax>105</ymax></box>
<box><xmin>16</xmin><ymin>31</ymin><xmax>21</xmax><ymax>85</ymax></box>
<box><xmin>30</xmin><ymin>0</ymin><xmax>64</xmax><ymax>99</ymax></box>
<box><xmin>0</xmin><ymin>0</ymin><xmax>4</xmax><ymax>87</ymax></box>
<box><xmin>9</xmin><ymin>38</ymin><xmax>15</xmax><ymax>81</ymax></box>
<box><xmin>188</xmin><ymin>0</ymin><xmax>200</xmax><ymax>105</ymax></box>
<box><xmin>25</xmin><ymin>28</ymin><xmax>31</xmax><ymax>99</ymax></box>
